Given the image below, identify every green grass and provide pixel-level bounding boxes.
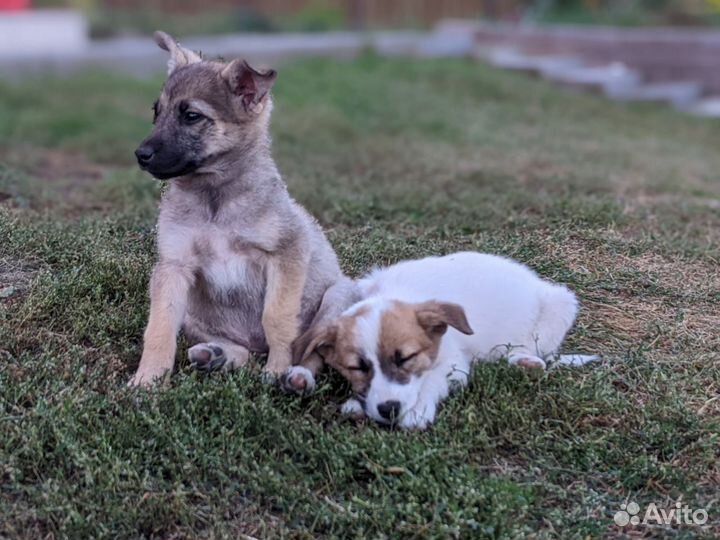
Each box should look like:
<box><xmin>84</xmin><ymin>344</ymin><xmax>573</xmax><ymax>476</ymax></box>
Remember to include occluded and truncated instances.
<box><xmin>1</xmin><ymin>55</ymin><xmax>719</xmax><ymax>539</ymax></box>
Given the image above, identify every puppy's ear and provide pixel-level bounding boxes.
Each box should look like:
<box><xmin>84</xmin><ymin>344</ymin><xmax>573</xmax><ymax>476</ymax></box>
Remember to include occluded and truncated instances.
<box><xmin>416</xmin><ymin>301</ymin><xmax>474</xmax><ymax>337</ymax></box>
<box><xmin>221</xmin><ymin>59</ymin><xmax>277</xmax><ymax>113</ymax></box>
<box><xmin>154</xmin><ymin>30</ymin><xmax>202</xmax><ymax>75</ymax></box>
<box><xmin>292</xmin><ymin>324</ymin><xmax>338</xmax><ymax>365</ymax></box>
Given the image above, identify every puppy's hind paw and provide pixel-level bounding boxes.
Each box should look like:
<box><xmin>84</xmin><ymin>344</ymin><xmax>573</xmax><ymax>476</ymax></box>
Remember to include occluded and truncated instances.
<box><xmin>280</xmin><ymin>366</ymin><xmax>316</xmax><ymax>394</ymax></box>
<box><xmin>188</xmin><ymin>343</ymin><xmax>228</xmax><ymax>372</ymax></box>
<box><xmin>508</xmin><ymin>354</ymin><xmax>546</xmax><ymax>370</ymax></box>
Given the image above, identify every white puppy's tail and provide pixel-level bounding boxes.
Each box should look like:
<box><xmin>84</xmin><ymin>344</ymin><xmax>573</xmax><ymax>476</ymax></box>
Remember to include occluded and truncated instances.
<box><xmin>534</xmin><ymin>283</ymin><xmax>600</xmax><ymax>367</ymax></box>
<box><xmin>554</xmin><ymin>354</ymin><xmax>600</xmax><ymax>367</ymax></box>
<box><xmin>533</xmin><ymin>283</ymin><xmax>579</xmax><ymax>357</ymax></box>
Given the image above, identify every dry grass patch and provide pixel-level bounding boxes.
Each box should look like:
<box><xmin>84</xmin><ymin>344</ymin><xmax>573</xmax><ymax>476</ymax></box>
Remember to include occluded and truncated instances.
<box><xmin>0</xmin><ymin>258</ymin><xmax>37</xmax><ymax>304</ymax></box>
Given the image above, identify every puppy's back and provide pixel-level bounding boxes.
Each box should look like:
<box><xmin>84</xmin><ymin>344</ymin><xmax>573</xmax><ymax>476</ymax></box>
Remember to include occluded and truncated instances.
<box><xmin>358</xmin><ymin>252</ymin><xmax>539</xmax><ymax>302</ymax></box>
<box><xmin>357</xmin><ymin>252</ymin><xmax>578</xmax><ymax>358</ymax></box>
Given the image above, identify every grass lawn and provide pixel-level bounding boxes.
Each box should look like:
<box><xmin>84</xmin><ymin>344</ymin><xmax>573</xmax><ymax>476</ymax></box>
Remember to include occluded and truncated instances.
<box><xmin>1</xmin><ymin>55</ymin><xmax>719</xmax><ymax>539</ymax></box>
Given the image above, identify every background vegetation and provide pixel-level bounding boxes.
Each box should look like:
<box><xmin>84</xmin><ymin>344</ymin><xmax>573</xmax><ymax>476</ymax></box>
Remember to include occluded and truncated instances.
<box><xmin>538</xmin><ymin>0</ymin><xmax>720</xmax><ymax>26</ymax></box>
<box><xmin>27</xmin><ymin>0</ymin><xmax>720</xmax><ymax>38</ymax></box>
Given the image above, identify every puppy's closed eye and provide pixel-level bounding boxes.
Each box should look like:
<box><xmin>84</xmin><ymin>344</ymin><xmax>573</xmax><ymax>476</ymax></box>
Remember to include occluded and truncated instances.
<box><xmin>347</xmin><ymin>356</ymin><xmax>371</xmax><ymax>373</ymax></box>
<box><xmin>394</xmin><ymin>350</ymin><xmax>419</xmax><ymax>367</ymax></box>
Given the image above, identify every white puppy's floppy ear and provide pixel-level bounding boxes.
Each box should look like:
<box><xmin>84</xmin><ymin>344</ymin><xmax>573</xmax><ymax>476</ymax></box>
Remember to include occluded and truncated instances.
<box><xmin>416</xmin><ymin>301</ymin><xmax>474</xmax><ymax>337</ymax></box>
<box><xmin>221</xmin><ymin>59</ymin><xmax>277</xmax><ymax>113</ymax></box>
<box><xmin>154</xmin><ymin>30</ymin><xmax>202</xmax><ymax>75</ymax></box>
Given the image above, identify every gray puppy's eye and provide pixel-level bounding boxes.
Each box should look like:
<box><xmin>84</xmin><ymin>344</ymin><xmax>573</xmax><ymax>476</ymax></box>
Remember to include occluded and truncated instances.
<box><xmin>152</xmin><ymin>100</ymin><xmax>160</xmax><ymax>123</ymax></box>
<box><xmin>183</xmin><ymin>111</ymin><xmax>204</xmax><ymax>124</ymax></box>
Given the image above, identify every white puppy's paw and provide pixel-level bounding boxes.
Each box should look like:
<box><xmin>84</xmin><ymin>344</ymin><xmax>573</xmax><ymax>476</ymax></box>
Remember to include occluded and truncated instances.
<box><xmin>281</xmin><ymin>366</ymin><xmax>316</xmax><ymax>394</ymax></box>
<box><xmin>340</xmin><ymin>398</ymin><xmax>367</xmax><ymax>421</ymax></box>
<box><xmin>508</xmin><ymin>354</ymin><xmax>547</xmax><ymax>370</ymax></box>
<box><xmin>398</xmin><ymin>402</ymin><xmax>436</xmax><ymax>430</ymax></box>
<box><xmin>447</xmin><ymin>367</ymin><xmax>469</xmax><ymax>392</ymax></box>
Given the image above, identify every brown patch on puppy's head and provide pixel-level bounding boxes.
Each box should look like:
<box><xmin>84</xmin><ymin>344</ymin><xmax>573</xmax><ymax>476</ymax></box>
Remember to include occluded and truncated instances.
<box><xmin>377</xmin><ymin>300</ymin><xmax>473</xmax><ymax>383</ymax></box>
<box><xmin>292</xmin><ymin>306</ymin><xmax>373</xmax><ymax>396</ymax></box>
<box><xmin>293</xmin><ymin>300</ymin><xmax>473</xmax><ymax>397</ymax></box>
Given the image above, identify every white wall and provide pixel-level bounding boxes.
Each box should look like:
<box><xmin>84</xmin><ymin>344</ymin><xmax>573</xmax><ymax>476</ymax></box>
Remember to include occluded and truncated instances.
<box><xmin>0</xmin><ymin>10</ymin><xmax>88</xmax><ymax>57</ymax></box>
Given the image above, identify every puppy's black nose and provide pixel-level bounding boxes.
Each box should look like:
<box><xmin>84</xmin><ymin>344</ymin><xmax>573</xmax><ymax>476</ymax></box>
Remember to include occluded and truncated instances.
<box><xmin>135</xmin><ymin>145</ymin><xmax>155</xmax><ymax>166</ymax></box>
<box><xmin>377</xmin><ymin>400</ymin><xmax>401</xmax><ymax>420</ymax></box>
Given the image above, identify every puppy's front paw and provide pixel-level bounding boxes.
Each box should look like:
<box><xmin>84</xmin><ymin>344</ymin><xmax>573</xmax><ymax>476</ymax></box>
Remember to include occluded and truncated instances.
<box><xmin>264</xmin><ymin>350</ymin><xmax>292</xmax><ymax>377</ymax></box>
<box><xmin>127</xmin><ymin>366</ymin><xmax>169</xmax><ymax>388</ymax></box>
<box><xmin>447</xmin><ymin>367</ymin><xmax>469</xmax><ymax>392</ymax></box>
<box><xmin>398</xmin><ymin>402</ymin><xmax>436</xmax><ymax>430</ymax></box>
<box><xmin>281</xmin><ymin>366</ymin><xmax>316</xmax><ymax>394</ymax></box>
<box><xmin>260</xmin><ymin>370</ymin><xmax>279</xmax><ymax>385</ymax></box>
<box><xmin>340</xmin><ymin>398</ymin><xmax>367</xmax><ymax>422</ymax></box>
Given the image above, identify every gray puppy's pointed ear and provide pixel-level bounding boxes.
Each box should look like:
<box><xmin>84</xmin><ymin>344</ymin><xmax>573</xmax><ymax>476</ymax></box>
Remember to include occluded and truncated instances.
<box><xmin>221</xmin><ymin>59</ymin><xmax>277</xmax><ymax>113</ymax></box>
<box><xmin>154</xmin><ymin>30</ymin><xmax>202</xmax><ymax>75</ymax></box>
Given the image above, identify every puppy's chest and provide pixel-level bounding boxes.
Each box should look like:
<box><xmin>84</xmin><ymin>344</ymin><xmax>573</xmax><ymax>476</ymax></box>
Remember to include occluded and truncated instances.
<box><xmin>202</xmin><ymin>247</ymin><xmax>261</xmax><ymax>293</ymax></box>
<box><xmin>160</xmin><ymin>226</ymin><xmax>268</xmax><ymax>293</ymax></box>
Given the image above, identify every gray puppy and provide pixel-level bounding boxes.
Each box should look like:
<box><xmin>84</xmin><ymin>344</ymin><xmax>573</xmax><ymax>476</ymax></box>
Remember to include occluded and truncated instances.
<box><xmin>128</xmin><ymin>31</ymin><xmax>356</xmax><ymax>386</ymax></box>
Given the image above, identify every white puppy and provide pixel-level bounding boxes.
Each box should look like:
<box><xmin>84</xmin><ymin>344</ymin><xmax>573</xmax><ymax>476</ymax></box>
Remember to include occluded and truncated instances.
<box><xmin>287</xmin><ymin>252</ymin><xmax>596</xmax><ymax>429</ymax></box>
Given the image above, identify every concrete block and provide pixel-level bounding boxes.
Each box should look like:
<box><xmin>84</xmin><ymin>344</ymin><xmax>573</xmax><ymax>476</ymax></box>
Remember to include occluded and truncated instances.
<box><xmin>0</xmin><ymin>9</ymin><xmax>88</xmax><ymax>57</ymax></box>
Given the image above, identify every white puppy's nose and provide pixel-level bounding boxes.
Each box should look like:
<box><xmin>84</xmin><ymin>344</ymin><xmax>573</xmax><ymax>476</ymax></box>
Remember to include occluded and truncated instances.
<box><xmin>377</xmin><ymin>400</ymin><xmax>401</xmax><ymax>420</ymax></box>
